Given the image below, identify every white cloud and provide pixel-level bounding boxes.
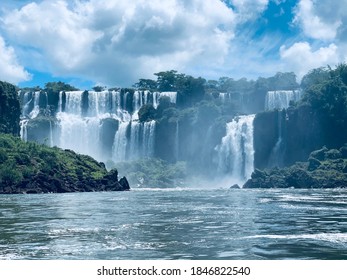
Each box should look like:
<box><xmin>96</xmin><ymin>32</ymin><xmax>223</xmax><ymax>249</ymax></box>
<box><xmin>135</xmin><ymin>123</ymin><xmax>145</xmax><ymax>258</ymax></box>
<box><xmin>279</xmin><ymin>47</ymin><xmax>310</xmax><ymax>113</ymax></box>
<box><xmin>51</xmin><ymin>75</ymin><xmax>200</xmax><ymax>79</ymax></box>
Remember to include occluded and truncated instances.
<box><xmin>228</xmin><ymin>0</ymin><xmax>269</xmax><ymax>22</ymax></box>
<box><xmin>0</xmin><ymin>36</ymin><xmax>31</xmax><ymax>84</ymax></box>
<box><xmin>1</xmin><ymin>0</ymin><xmax>236</xmax><ymax>86</ymax></box>
<box><xmin>293</xmin><ymin>0</ymin><xmax>342</xmax><ymax>40</ymax></box>
<box><xmin>280</xmin><ymin>42</ymin><xmax>339</xmax><ymax>79</ymax></box>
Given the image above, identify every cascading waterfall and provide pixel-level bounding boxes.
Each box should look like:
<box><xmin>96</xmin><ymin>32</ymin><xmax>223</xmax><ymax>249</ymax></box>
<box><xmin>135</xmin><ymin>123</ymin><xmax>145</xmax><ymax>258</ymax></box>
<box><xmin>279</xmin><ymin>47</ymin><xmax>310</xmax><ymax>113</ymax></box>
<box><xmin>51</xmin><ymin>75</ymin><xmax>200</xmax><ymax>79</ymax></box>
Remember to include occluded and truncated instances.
<box><xmin>30</xmin><ymin>91</ymin><xmax>41</xmax><ymax>118</ymax></box>
<box><xmin>19</xmin><ymin>89</ymin><xmax>164</xmax><ymax>163</ymax></box>
<box><xmin>143</xmin><ymin>120</ymin><xmax>156</xmax><ymax>158</ymax></box>
<box><xmin>265</xmin><ymin>90</ymin><xmax>302</xmax><ymax>110</ymax></box>
<box><xmin>20</xmin><ymin>90</ymin><xmax>169</xmax><ymax>161</ymax></box>
<box><xmin>20</xmin><ymin>119</ymin><xmax>29</xmax><ymax>142</ymax></box>
<box><xmin>215</xmin><ymin>114</ymin><xmax>255</xmax><ymax>184</ymax></box>
<box><xmin>112</xmin><ymin>120</ymin><xmax>156</xmax><ymax>162</ymax></box>
<box><xmin>112</xmin><ymin>122</ymin><xmax>129</xmax><ymax>162</ymax></box>
<box><xmin>152</xmin><ymin>92</ymin><xmax>177</xmax><ymax>108</ymax></box>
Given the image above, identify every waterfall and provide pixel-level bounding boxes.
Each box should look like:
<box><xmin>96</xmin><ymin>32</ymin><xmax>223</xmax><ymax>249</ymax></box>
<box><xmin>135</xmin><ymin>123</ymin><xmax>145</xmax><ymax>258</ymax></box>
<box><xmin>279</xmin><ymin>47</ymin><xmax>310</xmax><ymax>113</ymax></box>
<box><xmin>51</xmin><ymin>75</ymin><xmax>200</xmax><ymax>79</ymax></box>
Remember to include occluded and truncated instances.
<box><xmin>58</xmin><ymin>91</ymin><xmax>63</xmax><ymax>112</ymax></box>
<box><xmin>112</xmin><ymin>120</ymin><xmax>156</xmax><ymax>162</ymax></box>
<box><xmin>21</xmin><ymin>92</ymin><xmax>32</xmax><ymax>117</ymax></box>
<box><xmin>19</xmin><ymin>89</ymin><xmax>161</xmax><ymax>163</ymax></box>
<box><xmin>215</xmin><ymin>114</ymin><xmax>255</xmax><ymax>184</ymax></box>
<box><xmin>20</xmin><ymin>119</ymin><xmax>29</xmax><ymax>141</ymax></box>
<box><xmin>112</xmin><ymin>122</ymin><xmax>129</xmax><ymax>162</ymax></box>
<box><xmin>57</xmin><ymin>113</ymin><xmax>102</xmax><ymax>160</ymax></box>
<box><xmin>29</xmin><ymin>91</ymin><xmax>41</xmax><ymax>118</ymax></box>
<box><xmin>143</xmin><ymin>120</ymin><xmax>156</xmax><ymax>158</ymax></box>
<box><xmin>152</xmin><ymin>91</ymin><xmax>177</xmax><ymax>108</ymax></box>
<box><xmin>64</xmin><ymin>91</ymin><xmax>84</xmax><ymax>115</ymax></box>
<box><xmin>219</xmin><ymin>92</ymin><xmax>230</xmax><ymax>102</ymax></box>
<box><xmin>265</xmin><ymin>90</ymin><xmax>302</xmax><ymax>110</ymax></box>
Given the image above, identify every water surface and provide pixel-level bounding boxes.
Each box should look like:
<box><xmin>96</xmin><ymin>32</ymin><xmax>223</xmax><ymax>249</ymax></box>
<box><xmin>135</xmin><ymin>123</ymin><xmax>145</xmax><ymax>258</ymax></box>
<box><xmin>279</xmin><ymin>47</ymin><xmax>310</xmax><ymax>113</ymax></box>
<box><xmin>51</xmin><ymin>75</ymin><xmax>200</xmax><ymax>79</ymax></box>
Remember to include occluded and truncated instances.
<box><xmin>0</xmin><ymin>188</ymin><xmax>346</xmax><ymax>259</ymax></box>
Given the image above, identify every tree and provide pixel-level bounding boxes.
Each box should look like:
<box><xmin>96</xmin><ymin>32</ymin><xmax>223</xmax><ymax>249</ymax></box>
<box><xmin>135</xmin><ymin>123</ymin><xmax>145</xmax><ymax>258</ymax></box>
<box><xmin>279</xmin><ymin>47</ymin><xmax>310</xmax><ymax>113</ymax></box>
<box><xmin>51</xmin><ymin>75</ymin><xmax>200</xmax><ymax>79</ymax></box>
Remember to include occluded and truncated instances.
<box><xmin>133</xmin><ymin>79</ymin><xmax>157</xmax><ymax>90</ymax></box>
<box><xmin>268</xmin><ymin>72</ymin><xmax>298</xmax><ymax>90</ymax></box>
<box><xmin>302</xmin><ymin>65</ymin><xmax>347</xmax><ymax>147</ymax></box>
<box><xmin>138</xmin><ymin>104</ymin><xmax>157</xmax><ymax>122</ymax></box>
<box><xmin>44</xmin><ymin>81</ymin><xmax>78</xmax><ymax>92</ymax></box>
<box><xmin>301</xmin><ymin>67</ymin><xmax>330</xmax><ymax>91</ymax></box>
<box><xmin>154</xmin><ymin>70</ymin><xmax>180</xmax><ymax>91</ymax></box>
<box><xmin>92</xmin><ymin>86</ymin><xmax>106</xmax><ymax>92</ymax></box>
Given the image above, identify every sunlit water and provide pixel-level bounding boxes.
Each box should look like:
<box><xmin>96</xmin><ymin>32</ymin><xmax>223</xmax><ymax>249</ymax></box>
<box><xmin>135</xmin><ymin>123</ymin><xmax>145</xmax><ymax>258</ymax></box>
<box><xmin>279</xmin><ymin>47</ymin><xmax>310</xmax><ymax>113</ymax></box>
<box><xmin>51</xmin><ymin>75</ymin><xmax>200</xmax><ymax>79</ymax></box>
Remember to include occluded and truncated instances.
<box><xmin>0</xmin><ymin>188</ymin><xmax>346</xmax><ymax>259</ymax></box>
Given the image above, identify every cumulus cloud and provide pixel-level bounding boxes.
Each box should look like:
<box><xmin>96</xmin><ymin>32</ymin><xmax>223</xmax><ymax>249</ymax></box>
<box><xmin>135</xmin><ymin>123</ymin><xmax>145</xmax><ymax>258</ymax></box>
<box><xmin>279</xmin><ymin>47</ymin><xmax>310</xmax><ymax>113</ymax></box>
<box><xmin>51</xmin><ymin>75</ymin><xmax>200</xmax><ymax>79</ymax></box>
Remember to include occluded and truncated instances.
<box><xmin>2</xmin><ymin>0</ymin><xmax>236</xmax><ymax>86</ymax></box>
<box><xmin>0</xmin><ymin>36</ymin><xmax>31</xmax><ymax>84</ymax></box>
<box><xmin>293</xmin><ymin>0</ymin><xmax>342</xmax><ymax>40</ymax></box>
<box><xmin>280</xmin><ymin>42</ymin><xmax>339</xmax><ymax>79</ymax></box>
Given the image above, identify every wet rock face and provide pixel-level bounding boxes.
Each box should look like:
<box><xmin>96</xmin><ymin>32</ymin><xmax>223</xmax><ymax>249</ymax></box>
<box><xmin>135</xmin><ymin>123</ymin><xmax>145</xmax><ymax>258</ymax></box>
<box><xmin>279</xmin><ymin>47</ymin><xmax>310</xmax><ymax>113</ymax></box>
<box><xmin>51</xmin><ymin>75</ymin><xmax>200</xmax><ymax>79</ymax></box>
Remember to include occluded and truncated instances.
<box><xmin>253</xmin><ymin>105</ymin><xmax>324</xmax><ymax>169</ymax></box>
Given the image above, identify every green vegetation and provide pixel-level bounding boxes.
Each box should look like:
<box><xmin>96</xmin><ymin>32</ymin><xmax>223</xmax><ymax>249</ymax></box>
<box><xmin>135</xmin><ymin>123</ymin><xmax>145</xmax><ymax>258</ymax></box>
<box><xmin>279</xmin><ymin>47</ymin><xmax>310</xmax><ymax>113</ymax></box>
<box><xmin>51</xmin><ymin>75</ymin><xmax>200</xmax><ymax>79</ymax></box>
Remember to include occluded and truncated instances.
<box><xmin>0</xmin><ymin>133</ymin><xmax>129</xmax><ymax>193</ymax></box>
<box><xmin>44</xmin><ymin>81</ymin><xmax>79</xmax><ymax>92</ymax></box>
<box><xmin>244</xmin><ymin>145</ymin><xmax>347</xmax><ymax>188</ymax></box>
<box><xmin>300</xmin><ymin>63</ymin><xmax>347</xmax><ymax>148</ymax></box>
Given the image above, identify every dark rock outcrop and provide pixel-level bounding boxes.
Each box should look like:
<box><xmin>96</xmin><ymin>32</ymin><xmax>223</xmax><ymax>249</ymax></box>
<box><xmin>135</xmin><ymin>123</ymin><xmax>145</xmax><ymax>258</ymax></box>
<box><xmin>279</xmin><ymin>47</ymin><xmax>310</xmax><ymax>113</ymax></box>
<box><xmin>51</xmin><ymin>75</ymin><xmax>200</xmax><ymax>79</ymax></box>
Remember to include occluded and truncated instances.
<box><xmin>244</xmin><ymin>146</ymin><xmax>347</xmax><ymax>189</ymax></box>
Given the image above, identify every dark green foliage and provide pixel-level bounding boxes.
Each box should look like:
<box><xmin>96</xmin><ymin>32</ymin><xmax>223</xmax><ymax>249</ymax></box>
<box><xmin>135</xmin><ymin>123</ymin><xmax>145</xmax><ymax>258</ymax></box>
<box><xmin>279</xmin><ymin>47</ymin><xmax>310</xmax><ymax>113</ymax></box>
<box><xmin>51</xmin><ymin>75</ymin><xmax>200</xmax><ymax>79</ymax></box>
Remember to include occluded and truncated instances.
<box><xmin>0</xmin><ymin>134</ymin><xmax>129</xmax><ymax>193</ymax></box>
<box><xmin>244</xmin><ymin>146</ymin><xmax>347</xmax><ymax>188</ymax></box>
<box><xmin>176</xmin><ymin>75</ymin><xmax>206</xmax><ymax>107</ymax></box>
<box><xmin>92</xmin><ymin>86</ymin><xmax>106</xmax><ymax>92</ymax></box>
<box><xmin>0</xmin><ymin>81</ymin><xmax>21</xmax><ymax>136</ymax></box>
<box><xmin>301</xmin><ymin>67</ymin><xmax>330</xmax><ymax>91</ymax></box>
<box><xmin>301</xmin><ymin>64</ymin><xmax>347</xmax><ymax>148</ymax></box>
<box><xmin>154</xmin><ymin>70</ymin><xmax>180</xmax><ymax>91</ymax></box>
<box><xmin>267</xmin><ymin>72</ymin><xmax>299</xmax><ymax>91</ymax></box>
<box><xmin>44</xmin><ymin>81</ymin><xmax>78</xmax><ymax>92</ymax></box>
<box><xmin>310</xmin><ymin>146</ymin><xmax>328</xmax><ymax>161</ymax></box>
<box><xmin>156</xmin><ymin>96</ymin><xmax>175</xmax><ymax>119</ymax></box>
<box><xmin>133</xmin><ymin>79</ymin><xmax>157</xmax><ymax>90</ymax></box>
<box><xmin>138</xmin><ymin>104</ymin><xmax>157</xmax><ymax>122</ymax></box>
<box><xmin>196</xmin><ymin>101</ymin><xmax>221</xmax><ymax>126</ymax></box>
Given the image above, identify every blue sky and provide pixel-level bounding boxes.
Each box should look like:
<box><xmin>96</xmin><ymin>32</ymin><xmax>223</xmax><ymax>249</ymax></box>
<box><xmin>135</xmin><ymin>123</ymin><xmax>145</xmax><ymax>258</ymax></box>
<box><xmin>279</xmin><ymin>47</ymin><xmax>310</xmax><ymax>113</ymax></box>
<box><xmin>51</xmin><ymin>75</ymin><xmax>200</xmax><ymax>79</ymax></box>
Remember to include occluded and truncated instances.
<box><xmin>0</xmin><ymin>0</ymin><xmax>346</xmax><ymax>89</ymax></box>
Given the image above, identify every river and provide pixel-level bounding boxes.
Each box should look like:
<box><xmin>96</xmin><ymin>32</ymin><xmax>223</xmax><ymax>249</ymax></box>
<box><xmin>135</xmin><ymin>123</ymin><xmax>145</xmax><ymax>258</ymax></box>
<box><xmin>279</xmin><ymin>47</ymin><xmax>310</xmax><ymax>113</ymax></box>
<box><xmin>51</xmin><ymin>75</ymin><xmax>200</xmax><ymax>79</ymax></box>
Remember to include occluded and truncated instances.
<box><xmin>0</xmin><ymin>187</ymin><xmax>346</xmax><ymax>259</ymax></box>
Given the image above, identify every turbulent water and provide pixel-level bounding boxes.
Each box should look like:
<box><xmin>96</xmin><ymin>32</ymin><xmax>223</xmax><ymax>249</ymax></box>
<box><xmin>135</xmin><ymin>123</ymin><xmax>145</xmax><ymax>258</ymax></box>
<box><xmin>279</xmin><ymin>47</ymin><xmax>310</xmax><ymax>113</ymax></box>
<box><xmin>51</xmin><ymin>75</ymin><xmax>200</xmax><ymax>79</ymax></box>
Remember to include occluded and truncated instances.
<box><xmin>1</xmin><ymin>188</ymin><xmax>346</xmax><ymax>260</ymax></box>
